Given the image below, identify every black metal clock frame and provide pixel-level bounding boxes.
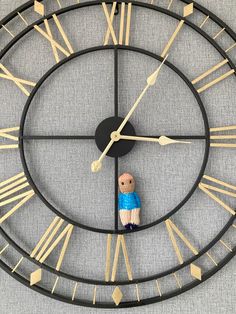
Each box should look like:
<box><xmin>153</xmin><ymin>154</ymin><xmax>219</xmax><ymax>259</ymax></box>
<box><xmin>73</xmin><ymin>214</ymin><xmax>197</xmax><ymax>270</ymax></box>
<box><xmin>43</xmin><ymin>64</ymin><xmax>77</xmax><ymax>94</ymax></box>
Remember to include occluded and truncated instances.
<box><xmin>0</xmin><ymin>0</ymin><xmax>235</xmax><ymax>308</ymax></box>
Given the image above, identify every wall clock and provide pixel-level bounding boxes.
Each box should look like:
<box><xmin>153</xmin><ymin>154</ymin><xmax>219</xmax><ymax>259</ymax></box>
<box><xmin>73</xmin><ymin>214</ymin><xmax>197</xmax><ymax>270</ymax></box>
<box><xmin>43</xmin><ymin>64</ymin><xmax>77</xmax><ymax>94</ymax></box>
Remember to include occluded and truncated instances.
<box><xmin>0</xmin><ymin>0</ymin><xmax>235</xmax><ymax>308</ymax></box>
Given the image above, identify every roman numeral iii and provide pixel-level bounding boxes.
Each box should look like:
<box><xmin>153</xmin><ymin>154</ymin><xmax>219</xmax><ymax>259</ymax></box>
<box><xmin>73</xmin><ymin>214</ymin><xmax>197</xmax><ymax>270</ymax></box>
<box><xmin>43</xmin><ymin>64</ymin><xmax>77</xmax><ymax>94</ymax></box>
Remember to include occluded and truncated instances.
<box><xmin>192</xmin><ymin>59</ymin><xmax>235</xmax><ymax>93</ymax></box>
<box><xmin>102</xmin><ymin>2</ymin><xmax>132</xmax><ymax>45</ymax></box>
<box><xmin>199</xmin><ymin>175</ymin><xmax>236</xmax><ymax>216</ymax></box>
<box><xmin>210</xmin><ymin>125</ymin><xmax>236</xmax><ymax>148</ymax></box>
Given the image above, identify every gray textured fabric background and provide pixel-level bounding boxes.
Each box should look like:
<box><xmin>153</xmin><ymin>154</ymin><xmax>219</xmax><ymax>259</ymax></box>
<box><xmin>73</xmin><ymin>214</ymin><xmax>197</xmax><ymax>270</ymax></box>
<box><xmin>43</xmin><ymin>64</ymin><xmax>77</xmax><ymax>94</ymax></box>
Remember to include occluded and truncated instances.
<box><xmin>0</xmin><ymin>0</ymin><xmax>235</xmax><ymax>313</ymax></box>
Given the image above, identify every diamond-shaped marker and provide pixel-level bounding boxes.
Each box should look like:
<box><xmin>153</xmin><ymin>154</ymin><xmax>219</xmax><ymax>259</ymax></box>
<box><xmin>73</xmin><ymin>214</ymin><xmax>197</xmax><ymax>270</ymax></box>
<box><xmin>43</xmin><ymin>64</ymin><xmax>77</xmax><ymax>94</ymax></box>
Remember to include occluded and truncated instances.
<box><xmin>30</xmin><ymin>268</ymin><xmax>42</xmax><ymax>286</ymax></box>
<box><xmin>183</xmin><ymin>3</ymin><xmax>194</xmax><ymax>17</ymax></box>
<box><xmin>34</xmin><ymin>1</ymin><xmax>45</xmax><ymax>16</ymax></box>
<box><xmin>190</xmin><ymin>263</ymin><xmax>202</xmax><ymax>281</ymax></box>
<box><xmin>112</xmin><ymin>286</ymin><xmax>123</xmax><ymax>306</ymax></box>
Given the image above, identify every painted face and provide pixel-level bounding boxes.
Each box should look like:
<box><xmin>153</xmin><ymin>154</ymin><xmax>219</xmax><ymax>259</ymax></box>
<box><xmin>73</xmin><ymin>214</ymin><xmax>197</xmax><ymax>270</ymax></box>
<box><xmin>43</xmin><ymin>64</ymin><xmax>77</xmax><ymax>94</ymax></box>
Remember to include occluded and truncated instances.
<box><xmin>118</xmin><ymin>173</ymin><xmax>135</xmax><ymax>193</ymax></box>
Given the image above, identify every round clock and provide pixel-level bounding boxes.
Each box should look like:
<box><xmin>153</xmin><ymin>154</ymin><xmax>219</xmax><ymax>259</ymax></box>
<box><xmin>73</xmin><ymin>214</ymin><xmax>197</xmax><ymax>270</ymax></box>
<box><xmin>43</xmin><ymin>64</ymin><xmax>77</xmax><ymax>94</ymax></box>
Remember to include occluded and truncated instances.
<box><xmin>0</xmin><ymin>0</ymin><xmax>235</xmax><ymax>308</ymax></box>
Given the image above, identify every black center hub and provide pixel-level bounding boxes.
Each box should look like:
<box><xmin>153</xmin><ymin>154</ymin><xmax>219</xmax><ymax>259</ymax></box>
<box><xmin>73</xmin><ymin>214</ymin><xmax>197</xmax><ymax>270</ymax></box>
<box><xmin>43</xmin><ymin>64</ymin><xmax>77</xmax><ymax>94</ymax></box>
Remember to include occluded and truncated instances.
<box><xmin>95</xmin><ymin>117</ymin><xmax>136</xmax><ymax>157</ymax></box>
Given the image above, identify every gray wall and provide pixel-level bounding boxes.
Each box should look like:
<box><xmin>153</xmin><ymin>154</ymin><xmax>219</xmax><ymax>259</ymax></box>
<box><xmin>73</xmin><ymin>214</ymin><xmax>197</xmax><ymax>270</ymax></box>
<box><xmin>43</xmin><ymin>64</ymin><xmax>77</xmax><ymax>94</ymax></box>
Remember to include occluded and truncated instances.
<box><xmin>0</xmin><ymin>1</ymin><xmax>235</xmax><ymax>313</ymax></box>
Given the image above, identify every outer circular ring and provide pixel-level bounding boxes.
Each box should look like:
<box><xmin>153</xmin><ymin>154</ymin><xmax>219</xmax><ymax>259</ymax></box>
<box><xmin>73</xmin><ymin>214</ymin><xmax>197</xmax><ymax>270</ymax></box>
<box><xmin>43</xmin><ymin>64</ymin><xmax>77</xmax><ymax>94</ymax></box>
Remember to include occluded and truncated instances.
<box><xmin>0</xmin><ymin>0</ymin><xmax>235</xmax><ymax>308</ymax></box>
<box><xmin>0</xmin><ymin>0</ymin><xmax>234</xmax><ymax>286</ymax></box>
<box><xmin>0</xmin><ymin>214</ymin><xmax>234</xmax><ymax>286</ymax></box>
<box><xmin>0</xmin><ymin>247</ymin><xmax>235</xmax><ymax>308</ymax></box>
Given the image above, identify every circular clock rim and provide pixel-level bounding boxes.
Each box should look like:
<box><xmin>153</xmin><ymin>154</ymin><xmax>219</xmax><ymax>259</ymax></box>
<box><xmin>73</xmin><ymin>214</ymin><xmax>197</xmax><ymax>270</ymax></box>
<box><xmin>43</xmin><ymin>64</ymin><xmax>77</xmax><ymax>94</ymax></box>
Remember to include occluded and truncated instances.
<box><xmin>0</xmin><ymin>0</ymin><xmax>235</xmax><ymax>308</ymax></box>
<box><xmin>0</xmin><ymin>0</ymin><xmax>235</xmax><ymax>286</ymax></box>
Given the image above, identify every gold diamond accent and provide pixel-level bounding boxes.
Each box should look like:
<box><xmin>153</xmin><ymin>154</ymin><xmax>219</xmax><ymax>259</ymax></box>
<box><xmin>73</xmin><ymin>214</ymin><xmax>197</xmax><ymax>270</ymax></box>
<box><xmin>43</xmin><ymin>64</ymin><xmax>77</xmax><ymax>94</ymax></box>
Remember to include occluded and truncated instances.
<box><xmin>183</xmin><ymin>3</ymin><xmax>194</xmax><ymax>17</ymax></box>
<box><xmin>30</xmin><ymin>268</ymin><xmax>42</xmax><ymax>286</ymax></box>
<box><xmin>112</xmin><ymin>286</ymin><xmax>123</xmax><ymax>306</ymax></box>
<box><xmin>34</xmin><ymin>1</ymin><xmax>45</xmax><ymax>16</ymax></box>
<box><xmin>190</xmin><ymin>263</ymin><xmax>202</xmax><ymax>281</ymax></box>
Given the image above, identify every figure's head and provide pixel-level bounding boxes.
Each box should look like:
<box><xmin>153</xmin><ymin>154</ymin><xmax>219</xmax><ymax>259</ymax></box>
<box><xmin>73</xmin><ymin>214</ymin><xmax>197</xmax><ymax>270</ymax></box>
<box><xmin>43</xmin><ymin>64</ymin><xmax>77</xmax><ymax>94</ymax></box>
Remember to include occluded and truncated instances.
<box><xmin>118</xmin><ymin>173</ymin><xmax>135</xmax><ymax>193</ymax></box>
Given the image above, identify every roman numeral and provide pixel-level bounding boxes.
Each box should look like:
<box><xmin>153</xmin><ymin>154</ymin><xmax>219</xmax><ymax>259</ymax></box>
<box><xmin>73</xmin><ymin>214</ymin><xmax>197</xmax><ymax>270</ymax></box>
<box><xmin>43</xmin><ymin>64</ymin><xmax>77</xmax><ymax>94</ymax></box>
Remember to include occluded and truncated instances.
<box><xmin>0</xmin><ymin>127</ymin><xmax>19</xmax><ymax>150</ymax></box>
<box><xmin>0</xmin><ymin>172</ymin><xmax>34</xmax><ymax>224</ymax></box>
<box><xmin>210</xmin><ymin>125</ymin><xmax>236</xmax><ymax>148</ymax></box>
<box><xmin>165</xmin><ymin>219</ymin><xmax>198</xmax><ymax>264</ymax></box>
<box><xmin>0</xmin><ymin>64</ymin><xmax>36</xmax><ymax>96</ymax></box>
<box><xmin>192</xmin><ymin>59</ymin><xmax>235</xmax><ymax>93</ymax></box>
<box><xmin>199</xmin><ymin>175</ymin><xmax>236</xmax><ymax>216</ymax></box>
<box><xmin>34</xmin><ymin>14</ymin><xmax>74</xmax><ymax>63</ymax></box>
<box><xmin>30</xmin><ymin>216</ymin><xmax>74</xmax><ymax>271</ymax></box>
<box><xmin>105</xmin><ymin>234</ymin><xmax>133</xmax><ymax>282</ymax></box>
<box><xmin>102</xmin><ymin>2</ymin><xmax>132</xmax><ymax>45</ymax></box>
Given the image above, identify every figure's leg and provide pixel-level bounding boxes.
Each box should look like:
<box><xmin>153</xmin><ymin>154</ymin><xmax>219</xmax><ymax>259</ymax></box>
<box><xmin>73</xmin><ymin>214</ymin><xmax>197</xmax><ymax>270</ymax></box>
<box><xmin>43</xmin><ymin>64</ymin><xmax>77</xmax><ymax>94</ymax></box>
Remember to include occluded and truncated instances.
<box><xmin>130</xmin><ymin>208</ymin><xmax>140</xmax><ymax>228</ymax></box>
<box><xmin>119</xmin><ymin>210</ymin><xmax>131</xmax><ymax>229</ymax></box>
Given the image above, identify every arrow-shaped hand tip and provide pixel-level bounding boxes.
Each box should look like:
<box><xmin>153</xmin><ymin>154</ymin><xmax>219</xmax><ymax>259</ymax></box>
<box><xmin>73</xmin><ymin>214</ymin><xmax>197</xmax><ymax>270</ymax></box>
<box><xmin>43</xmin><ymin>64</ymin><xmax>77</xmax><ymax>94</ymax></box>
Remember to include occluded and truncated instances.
<box><xmin>146</xmin><ymin>54</ymin><xmax>169</xmax><ymax>86</ymax></box>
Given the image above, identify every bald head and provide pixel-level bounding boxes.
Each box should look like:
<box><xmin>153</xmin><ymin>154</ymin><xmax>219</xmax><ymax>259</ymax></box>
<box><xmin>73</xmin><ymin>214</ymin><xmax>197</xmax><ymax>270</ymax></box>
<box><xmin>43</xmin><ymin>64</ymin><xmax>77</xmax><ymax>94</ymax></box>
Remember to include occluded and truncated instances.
<box><xmin>118</xmin><ymin>173</ymin><xmax>135</xmax><ymax>193</ymax></box>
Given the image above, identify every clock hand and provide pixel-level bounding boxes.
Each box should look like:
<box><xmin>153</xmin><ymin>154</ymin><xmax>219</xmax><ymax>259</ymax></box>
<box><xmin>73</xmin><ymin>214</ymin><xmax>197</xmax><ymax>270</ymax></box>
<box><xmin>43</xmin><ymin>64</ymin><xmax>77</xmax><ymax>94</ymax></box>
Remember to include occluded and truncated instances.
<box><xmin>116</xmin><ymin>134</ymin><xmax>191</xmax><ymax>146</ymax></box>
<box><xmin>116</xmin><ymin>54</ymin><xmax>168</xmax><ymax>134</ymax></box>
<box><xmin>91</xmin><ymin>138</ymin><xmax>114</xmax><ymax>172</ymax></box>
<box><xmin>91</xmin><ymin>55</ymin><xmax>168</xmax><ymax>173</ymax></box>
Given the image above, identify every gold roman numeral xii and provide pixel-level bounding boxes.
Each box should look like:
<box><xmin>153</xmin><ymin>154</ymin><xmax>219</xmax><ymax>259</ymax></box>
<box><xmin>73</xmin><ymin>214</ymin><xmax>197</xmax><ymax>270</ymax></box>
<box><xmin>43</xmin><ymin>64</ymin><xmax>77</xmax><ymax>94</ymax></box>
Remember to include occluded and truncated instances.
<box><xmin>102</xmin><ymin>2</ymin><xmax>132</xmax><ymax>46</ymax></box>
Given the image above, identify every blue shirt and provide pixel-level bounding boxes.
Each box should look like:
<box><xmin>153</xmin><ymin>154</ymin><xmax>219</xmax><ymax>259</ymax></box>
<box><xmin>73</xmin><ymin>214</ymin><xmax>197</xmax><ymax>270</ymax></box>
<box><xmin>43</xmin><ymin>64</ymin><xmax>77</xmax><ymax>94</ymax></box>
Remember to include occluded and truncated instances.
<box><xmin>118</xmin><ymin>192</ymin><xmax>141</xmax><ymax>211</ymax></box>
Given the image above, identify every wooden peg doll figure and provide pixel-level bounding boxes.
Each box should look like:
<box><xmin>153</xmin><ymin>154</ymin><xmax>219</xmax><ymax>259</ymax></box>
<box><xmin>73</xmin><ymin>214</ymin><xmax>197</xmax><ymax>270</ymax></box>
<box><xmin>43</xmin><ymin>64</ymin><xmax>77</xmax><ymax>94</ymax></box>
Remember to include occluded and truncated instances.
<box><xmin>118</xmin><ymin>173</ymin><xmax>141</xmax><ymax>230</ymax></box>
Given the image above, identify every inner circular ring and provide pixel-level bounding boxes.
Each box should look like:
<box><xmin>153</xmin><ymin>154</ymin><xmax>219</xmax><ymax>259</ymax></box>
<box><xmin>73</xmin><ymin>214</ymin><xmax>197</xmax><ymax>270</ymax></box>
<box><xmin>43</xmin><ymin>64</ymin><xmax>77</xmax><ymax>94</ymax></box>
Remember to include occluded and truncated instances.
<box><xmin>19</xmin><ymin>45</ymin><xmax>210</xmax><ymax>234</ymax></box>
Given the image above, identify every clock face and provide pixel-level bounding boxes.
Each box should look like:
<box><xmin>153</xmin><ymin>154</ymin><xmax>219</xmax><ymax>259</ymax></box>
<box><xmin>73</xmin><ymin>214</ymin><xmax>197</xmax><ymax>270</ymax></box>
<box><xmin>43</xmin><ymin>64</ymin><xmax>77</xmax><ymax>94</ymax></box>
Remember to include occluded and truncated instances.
<box><xmin>0</xmin><ymin>0</ymin><xmax>235</xmax><ymax>308</ymax></box>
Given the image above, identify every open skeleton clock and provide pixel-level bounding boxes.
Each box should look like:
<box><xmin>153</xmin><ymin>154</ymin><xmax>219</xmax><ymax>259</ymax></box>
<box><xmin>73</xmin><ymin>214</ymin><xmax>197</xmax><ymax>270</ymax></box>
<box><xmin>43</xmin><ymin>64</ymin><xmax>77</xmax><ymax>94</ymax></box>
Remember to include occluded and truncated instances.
<box><xmin>0</xmin><ymin>0</ymin><xmax>235</xmax><ymax>308</ymax></box>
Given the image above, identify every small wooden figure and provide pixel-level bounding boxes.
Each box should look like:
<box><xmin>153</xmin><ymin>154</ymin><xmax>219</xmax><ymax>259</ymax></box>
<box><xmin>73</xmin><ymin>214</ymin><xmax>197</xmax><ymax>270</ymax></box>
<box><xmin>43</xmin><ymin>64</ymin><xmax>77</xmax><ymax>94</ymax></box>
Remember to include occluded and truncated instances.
<box><xmin>118</xmin><ymin>173</ymin><xmax>141</xmax><ymax>230</ymax></box>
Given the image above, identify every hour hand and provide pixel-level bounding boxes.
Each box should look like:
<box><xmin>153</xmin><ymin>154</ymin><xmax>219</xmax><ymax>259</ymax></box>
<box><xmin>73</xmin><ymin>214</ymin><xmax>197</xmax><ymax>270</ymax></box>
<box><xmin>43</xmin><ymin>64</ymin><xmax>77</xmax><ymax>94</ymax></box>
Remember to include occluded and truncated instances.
<box><xmin>118</xmin><ymin>135</ymin><xmax>191</xmax><ymax>145</ymax></box>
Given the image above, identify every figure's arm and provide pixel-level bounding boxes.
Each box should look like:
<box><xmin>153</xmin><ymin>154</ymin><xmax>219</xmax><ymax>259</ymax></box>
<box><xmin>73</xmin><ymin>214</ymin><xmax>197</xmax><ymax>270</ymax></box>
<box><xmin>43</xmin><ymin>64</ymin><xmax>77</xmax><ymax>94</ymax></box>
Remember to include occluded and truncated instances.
<box><xmin>118</xmin><ymin>193</ymin><xmax>124</xmax><ymax>210</ymax></box>
<box><xmin>134</xmin><ymin>192</ymin><xmax>141</xmax><ymax>208</ymax></box>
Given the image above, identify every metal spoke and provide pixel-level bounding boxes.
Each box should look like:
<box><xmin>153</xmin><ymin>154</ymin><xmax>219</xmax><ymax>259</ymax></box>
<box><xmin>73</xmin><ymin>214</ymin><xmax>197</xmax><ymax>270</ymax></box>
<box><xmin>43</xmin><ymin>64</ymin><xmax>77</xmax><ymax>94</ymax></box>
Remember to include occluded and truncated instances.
<box><xmin>114</xmin><ymin>47</ymin><xmax>118</xmax><ymax>117</ymax></box>
<box><xmin>20</xmin><ymin>135</ymin><xmax>95</xmax><ymax>140</ymax></box>
<box><xmin>114</xmin><ymin>157</ymin><xmax>119</xmax><ymax>231</ymax></box>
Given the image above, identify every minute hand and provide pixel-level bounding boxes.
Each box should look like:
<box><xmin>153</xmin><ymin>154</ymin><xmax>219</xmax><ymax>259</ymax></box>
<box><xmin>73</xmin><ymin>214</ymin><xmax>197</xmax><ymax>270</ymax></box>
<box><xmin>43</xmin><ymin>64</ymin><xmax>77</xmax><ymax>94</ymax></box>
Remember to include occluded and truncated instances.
<box><xmin>91</xmin><ymin>55</ymin><xmax>168</xmax><ymax>173</ymax></box>
<box><xmin>116</xmin><ymin>54</ymin><xmax>168</xmax><ymax>134</ymax></box>
<box><xmin>119</xmin><ymin>135</ymin><xmax>191</xmax><ymax>146</ymax></box>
